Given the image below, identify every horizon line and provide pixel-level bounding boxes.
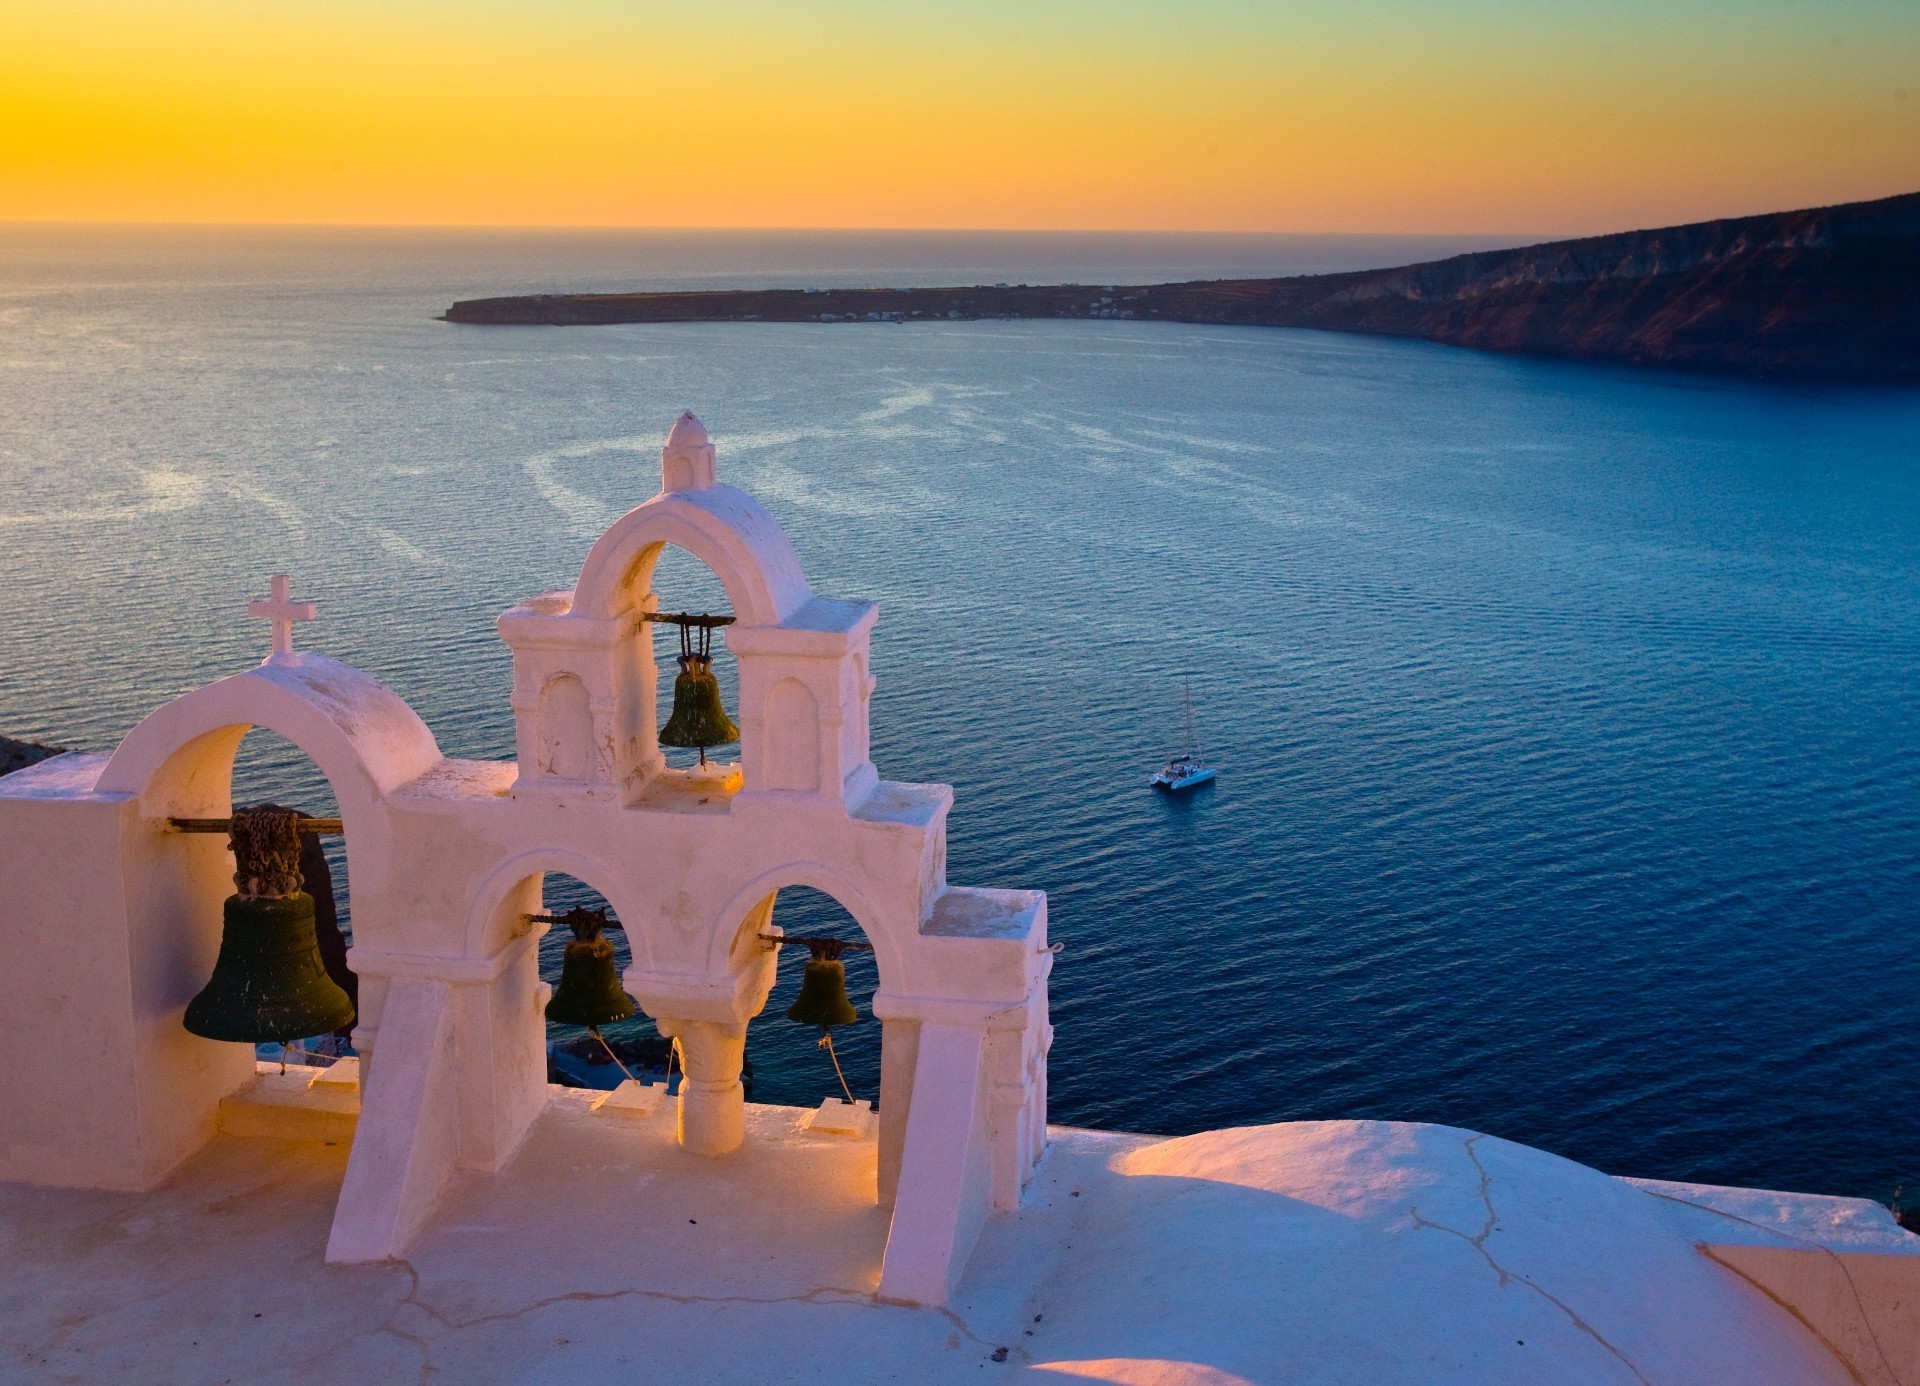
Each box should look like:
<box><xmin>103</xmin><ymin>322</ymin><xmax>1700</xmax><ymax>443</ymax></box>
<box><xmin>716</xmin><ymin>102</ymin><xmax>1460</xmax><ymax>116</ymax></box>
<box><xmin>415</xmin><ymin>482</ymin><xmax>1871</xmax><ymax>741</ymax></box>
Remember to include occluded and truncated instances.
<box><xmin>3</xmin><ymin>216</ymin><xmax>1555</xmax><ymax>241</ymax></box>
<box><xmin>10</xmin><ymin>185</ymin><xmax>1911</xmax><ymax>242</ymax></box>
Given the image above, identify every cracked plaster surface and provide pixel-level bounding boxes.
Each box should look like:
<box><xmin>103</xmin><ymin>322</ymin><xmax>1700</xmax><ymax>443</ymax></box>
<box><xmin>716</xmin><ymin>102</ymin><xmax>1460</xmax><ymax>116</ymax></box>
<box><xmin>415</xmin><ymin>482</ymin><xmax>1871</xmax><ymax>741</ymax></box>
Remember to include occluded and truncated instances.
<box><xmin>1627</xmin><ymin>1180</ymin><xmax>1917</xmax><ymax>1386</ymax></box>
<box><xmin>0</xmin><ymin>1108</ymin><xmax>1860</xmax><ymax>1384</ymax></box>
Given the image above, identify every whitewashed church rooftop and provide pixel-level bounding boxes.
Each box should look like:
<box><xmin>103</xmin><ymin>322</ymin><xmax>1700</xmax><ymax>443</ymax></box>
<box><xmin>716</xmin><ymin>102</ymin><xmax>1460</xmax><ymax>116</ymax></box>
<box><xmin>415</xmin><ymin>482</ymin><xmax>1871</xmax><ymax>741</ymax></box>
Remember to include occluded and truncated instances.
<box><xmin>1</xmin><ymin>416</ymin><xmax>1914</xmax><ymax>1385</ymax></box>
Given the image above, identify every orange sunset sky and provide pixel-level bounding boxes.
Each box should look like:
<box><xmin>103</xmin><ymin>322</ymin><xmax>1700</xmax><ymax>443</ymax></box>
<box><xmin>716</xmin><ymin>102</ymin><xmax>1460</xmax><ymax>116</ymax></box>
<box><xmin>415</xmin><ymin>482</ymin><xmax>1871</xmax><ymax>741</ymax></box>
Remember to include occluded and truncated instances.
<box><xmin>4</xmin><ymin>0</ymin><xmax>1917</xmax><ymax>235</ymax></box>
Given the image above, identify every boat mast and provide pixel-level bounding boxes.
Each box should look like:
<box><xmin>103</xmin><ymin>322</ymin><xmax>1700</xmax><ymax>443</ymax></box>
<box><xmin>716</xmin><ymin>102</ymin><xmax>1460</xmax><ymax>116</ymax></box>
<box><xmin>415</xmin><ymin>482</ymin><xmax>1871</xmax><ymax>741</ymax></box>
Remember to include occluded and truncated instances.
<box><xmin>1182</xmin><ymin>676</ymin><xmax>1201</xmax><ymax>761</ymax></box>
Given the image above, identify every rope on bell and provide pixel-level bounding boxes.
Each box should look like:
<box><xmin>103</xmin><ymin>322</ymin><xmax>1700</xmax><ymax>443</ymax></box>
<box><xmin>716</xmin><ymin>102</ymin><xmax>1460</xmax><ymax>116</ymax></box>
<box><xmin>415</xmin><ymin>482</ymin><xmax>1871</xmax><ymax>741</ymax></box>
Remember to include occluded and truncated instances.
<box><xmin>588</xmin><ymin>1027</ymin><xmax>640</xmax><ymax>1085</ymax></box>
<box><xmin>229</xmin><ymin>807</ymin><xmax>304</xmax><ymax>901</ymax></box>
<box><xmin>820</xmin><ymin>1032</ymin><xmax>855</xmax><ymax>1106</ymax></box>
<box><xmin>808</xmin><ymin>933</ymin><xmax>858</xmax><ymax>1104</ymax></box>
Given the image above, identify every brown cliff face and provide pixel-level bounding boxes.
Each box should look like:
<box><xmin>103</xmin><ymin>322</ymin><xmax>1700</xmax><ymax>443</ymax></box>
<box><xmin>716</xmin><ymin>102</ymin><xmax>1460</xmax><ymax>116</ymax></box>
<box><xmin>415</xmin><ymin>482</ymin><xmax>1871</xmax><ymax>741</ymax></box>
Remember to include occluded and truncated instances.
<box><xmin>1144</xmin><ymin>191</ymin><xmax>1920</xmax><ymax>379</ymax></box>
<box><xmin>445</xmin><ymin>191</ymin><xmax>1920</xmax><ymax>382</ymax></box>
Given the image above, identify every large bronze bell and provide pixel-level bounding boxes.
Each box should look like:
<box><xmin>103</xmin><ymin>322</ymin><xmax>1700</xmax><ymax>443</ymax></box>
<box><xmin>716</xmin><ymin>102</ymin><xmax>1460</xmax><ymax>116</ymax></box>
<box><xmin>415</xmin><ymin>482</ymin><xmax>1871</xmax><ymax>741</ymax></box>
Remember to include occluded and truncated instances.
<box><xmin>185</xmin><ymin>893</ymin><xmax>356</xmax><ymax>1042</ymax></box>
<box><xmin>545</xmin><ymin>907</ymin><xmax>637</xmax><ymax>1028</ymax></box>
<box><xmin>786</xmin><ymin>939</ymin><xmax>860</xmax><ymax>1029</ymax></box>
<box><xmin>183</xmin><ymin>809</ymin><xmax>355</xmax><ymax>1043</ymax></box>
<box><xmin>655</xmin><ymin>615</ymin><xmax>739</xmax><ymax>762</ymax></box>
<box><xmin>659</xmin><ymin>653</ymin><xmax>740</xmax><ymax>755</ymax></box>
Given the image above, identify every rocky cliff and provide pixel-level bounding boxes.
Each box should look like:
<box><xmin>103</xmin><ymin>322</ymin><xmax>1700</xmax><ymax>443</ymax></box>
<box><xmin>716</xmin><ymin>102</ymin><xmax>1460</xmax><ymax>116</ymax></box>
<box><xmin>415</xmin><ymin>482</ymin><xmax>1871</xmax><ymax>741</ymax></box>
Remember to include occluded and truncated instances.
<box><xmin>445</xmin><ymin>191</ymin><xmax>1920</xmax><ymax>382</ymax></box>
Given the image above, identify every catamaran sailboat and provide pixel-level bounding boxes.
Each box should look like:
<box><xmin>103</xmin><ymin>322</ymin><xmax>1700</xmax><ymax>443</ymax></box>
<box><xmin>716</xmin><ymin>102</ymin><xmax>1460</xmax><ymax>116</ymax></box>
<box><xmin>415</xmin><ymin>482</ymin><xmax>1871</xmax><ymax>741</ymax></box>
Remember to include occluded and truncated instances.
<box><xmin>1150</xmin><ymin>679</ymin><xmax>1216</xmax><ymax>791</ymax></box>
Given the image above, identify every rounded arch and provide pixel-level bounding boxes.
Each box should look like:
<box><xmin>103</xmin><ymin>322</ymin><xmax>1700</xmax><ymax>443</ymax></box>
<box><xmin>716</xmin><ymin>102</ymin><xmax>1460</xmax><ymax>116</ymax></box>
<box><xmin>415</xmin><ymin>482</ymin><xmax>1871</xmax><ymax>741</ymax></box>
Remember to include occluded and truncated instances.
<box><xmin>705</xmin><ymin>862</ymin><xmax>900</xmax><ymax>988</ymax></box>
<box><xmin>463</xmin><ymin>846</ymin><xmax>648</xmax><ymax>959</ymax></box>
<box><xmin>97</xmin><ymin>656</ymin><xmax>442</xmax><ymax>908</ymax></box>
<box><xmin>100</xmin><ymin>656</ymin><xmax>441</xmax><ymax>812</ymax></box>
<box><xmin>570</xmin><ymin>488</ymin><xmax>812</xmax><ymax>628</ymax></box>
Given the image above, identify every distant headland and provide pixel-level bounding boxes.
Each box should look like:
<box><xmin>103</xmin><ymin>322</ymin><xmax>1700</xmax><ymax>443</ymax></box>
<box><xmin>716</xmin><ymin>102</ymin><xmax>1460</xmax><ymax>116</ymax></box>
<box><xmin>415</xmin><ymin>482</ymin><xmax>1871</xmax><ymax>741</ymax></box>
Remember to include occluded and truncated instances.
<box><xmin>445</xmin><ymin>191</ymin><xmax>1920</xmax><ymax>382</ymax></box>
<box><xmin>0</xmin><ymin>736</ymin><xmax>66</xmax><ymax>778</ymax></box>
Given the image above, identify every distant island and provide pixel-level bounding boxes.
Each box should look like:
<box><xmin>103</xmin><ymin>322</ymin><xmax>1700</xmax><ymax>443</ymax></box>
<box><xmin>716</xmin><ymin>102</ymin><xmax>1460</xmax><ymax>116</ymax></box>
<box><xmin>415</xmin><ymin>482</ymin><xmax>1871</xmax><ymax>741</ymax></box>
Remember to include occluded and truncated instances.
<box><xmin>445</xmin><ymin>191</ymin><xmax>1920</xmax><ymax>382</ymax></box>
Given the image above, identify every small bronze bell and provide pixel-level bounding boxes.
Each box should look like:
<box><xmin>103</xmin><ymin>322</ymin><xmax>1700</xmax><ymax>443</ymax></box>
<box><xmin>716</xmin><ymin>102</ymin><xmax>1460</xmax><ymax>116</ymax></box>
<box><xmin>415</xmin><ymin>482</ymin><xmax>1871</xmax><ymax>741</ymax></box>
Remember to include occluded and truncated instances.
<box><xmin>654</xmin><ymin>615</ymin><xmax>739</xmax><ymax>763</ymax></box>
<box><xmin>544</xmin><ymin>907</ymin><xmax>637</xmax><ymax>1028</ymax></box>
<box><xmin>184</xmin><ymin>809</ymin><xmax>356</xmax><ymax>1043</ymax></box>
<box><xmin>786</xmin><ymin>938</ymin><xmax>861</xmax><ymax>1029</ymax></box>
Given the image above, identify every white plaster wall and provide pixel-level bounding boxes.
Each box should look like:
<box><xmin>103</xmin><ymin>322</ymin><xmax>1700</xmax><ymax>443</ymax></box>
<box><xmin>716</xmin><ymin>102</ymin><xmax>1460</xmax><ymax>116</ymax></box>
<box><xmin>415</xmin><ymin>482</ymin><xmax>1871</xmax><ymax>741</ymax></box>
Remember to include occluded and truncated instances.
<box><xmin>762</xmin><ymin>678</ymin><xmax>822</xmax><ymax>792</ymax></box>
<box><xmin>538</xmin><ymin>675</ymin><xmax>594</xmax><ymax>782</ymax></box>
<box><xmin>0</xmin><ymin>764</ymin><xmax>158</xmax><ymax>1189</ymax></box>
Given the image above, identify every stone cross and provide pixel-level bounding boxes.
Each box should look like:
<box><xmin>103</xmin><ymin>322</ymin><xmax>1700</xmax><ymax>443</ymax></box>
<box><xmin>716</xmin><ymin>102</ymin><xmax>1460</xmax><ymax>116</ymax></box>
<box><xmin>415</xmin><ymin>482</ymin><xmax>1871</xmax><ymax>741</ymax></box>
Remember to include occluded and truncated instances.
<box><xmin>248</xmin><ymin>573</ymin><xmax>317</xmax><ymax>662</ymax></box>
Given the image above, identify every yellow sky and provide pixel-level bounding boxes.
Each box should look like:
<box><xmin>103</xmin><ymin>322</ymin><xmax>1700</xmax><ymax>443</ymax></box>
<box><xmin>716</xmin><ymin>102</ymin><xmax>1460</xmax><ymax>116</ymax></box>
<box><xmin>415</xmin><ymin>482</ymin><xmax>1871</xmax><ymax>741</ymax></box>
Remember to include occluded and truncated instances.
<box><xmin>4</xmin><ymin>0</ymin><xmax>1917</xmax><ymax>234</ymax></box>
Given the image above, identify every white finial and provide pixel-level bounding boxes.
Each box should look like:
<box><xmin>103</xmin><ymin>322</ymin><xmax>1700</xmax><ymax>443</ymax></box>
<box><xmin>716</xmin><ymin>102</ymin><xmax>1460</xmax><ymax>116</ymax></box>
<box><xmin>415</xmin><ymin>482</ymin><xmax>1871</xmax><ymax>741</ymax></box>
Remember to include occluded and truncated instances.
<box><xmin>661</xmin><ymin>411</ymin><xmax>718</xmax><ymax>492</ymax></box>
<box><xmin>666</xmin><ymin>411</ymin><xmax>709</xmax><ymax>449</ymax></box>
<box><xmin>248</xmin><ymin>573</ymin><xmax>317</xmax><ymax>663</ymax></box>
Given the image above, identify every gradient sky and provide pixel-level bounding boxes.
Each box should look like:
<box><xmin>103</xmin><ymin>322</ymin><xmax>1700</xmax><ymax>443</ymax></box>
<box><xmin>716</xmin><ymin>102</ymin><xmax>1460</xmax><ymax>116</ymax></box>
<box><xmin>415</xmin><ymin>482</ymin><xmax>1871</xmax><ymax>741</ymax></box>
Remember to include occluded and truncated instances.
<box><xmin>4</xmin><ymin>0</ymin><xmax>1917</xmax><ymax>234</ymax></box>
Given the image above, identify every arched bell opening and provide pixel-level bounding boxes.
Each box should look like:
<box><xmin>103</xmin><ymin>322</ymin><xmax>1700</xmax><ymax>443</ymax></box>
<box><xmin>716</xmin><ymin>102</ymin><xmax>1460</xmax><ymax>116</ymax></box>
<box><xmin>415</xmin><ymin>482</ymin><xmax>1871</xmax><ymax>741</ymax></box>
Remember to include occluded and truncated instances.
<box><xmin>107</xmin><ymin>715</ymin><xmax>376</xmax><ymax>1183</ymax></box>
<box><xmin>220</xmin><ymin>728</ymin><xmax>358</xmax><ymax>1065</ymax></box>
<box><xmin>534</xmin><ymin>872</ymin><xmax>674</xmax><ymax>1093</ymax></box>
<box><xmin>612</xmin><ymin>540</ymin><xmax>747</xmax><ymax>791</ymax></box>
<box><xmin>749</xmin><ymin>886</ymin><xmax>882</xmax><ymax>1116</ymax></box>
<box><xmin>139</xmin><ymin>723</ymin><xmax>364</xmax><ymax>1060</ymax></box>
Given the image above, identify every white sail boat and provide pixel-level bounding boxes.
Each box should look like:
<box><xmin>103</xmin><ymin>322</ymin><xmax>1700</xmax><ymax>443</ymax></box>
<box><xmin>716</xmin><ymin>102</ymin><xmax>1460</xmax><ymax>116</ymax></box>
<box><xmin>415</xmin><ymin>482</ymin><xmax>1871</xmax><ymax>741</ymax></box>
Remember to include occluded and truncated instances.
<box><xmin>1150</xmin><ymin>678</ymin><xmax>1216</xmax><ymax>791</ymax></box>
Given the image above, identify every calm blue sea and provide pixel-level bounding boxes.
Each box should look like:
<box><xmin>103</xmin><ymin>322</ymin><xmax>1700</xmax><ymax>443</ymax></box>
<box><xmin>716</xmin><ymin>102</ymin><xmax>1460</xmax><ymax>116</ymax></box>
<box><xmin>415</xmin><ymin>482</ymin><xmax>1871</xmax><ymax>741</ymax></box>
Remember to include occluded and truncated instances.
<box><xmin>2</xmin><ymin>225</ymin><xmax>1916</xmax><ymax>1204</ymax></box>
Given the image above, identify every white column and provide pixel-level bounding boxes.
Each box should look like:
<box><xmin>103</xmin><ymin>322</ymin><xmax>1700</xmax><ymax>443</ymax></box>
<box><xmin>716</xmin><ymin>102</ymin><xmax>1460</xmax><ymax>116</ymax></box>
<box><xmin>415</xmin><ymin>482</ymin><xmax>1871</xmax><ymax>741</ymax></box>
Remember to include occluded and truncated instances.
<box><xmin>657</xmin><ymin>1018</ymin><xmax>747</xmax><ymax>1156</ymax></box>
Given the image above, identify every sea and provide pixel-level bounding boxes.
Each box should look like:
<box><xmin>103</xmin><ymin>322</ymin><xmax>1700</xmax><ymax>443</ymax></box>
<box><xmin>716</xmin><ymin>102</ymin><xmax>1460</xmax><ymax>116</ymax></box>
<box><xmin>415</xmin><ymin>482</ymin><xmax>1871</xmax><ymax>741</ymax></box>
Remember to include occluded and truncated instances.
<box><xmin>2</xmin><ymin>223</ymin><xmax>1916</xmax><ymax>1204</ymax></box>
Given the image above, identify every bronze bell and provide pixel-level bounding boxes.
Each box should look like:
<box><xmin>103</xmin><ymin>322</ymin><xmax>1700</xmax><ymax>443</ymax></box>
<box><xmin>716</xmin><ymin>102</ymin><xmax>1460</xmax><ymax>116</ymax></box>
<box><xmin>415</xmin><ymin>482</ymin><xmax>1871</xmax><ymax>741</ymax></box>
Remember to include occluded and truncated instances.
<box><xmin>787</xmin><ymin>939</ymin><xmax>860</xmax><ymax>1029</ymax></box>
<box><xmin>655</xmin><ymin>616</ymin><xmax>739</xmax><ymax>762</ymax></box>
<box><xmin>545</xmin><ymin>908</ymin><xmax>637</xmax><ymax>1028</ymax></box>
<box><xmin>184</xmin><ymin>809</ymin><xmax>355</xmax><ymax>1043</ymax></box>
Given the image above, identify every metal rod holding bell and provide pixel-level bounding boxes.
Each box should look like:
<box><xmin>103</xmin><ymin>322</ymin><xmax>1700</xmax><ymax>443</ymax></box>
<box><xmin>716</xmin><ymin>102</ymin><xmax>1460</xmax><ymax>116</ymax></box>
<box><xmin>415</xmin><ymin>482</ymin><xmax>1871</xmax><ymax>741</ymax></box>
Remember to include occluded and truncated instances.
<box><xmin>526</xmin><ymin>908</ymin><xmax>624</xmax><ymax>930</ymax></box>
<box><xmin>757</xmin><ymin>933</ymin><xmax>874</xmax><ymax>952</ymax></box>
<box><xmin>170</xmin><ymin>816</ymin><xmax>344</xmax><ymax>834</ymax></box>
<box><xmin>639</xmin><ymin>611</ymin><xmax>737</xmax><ymax>629</ymax></box>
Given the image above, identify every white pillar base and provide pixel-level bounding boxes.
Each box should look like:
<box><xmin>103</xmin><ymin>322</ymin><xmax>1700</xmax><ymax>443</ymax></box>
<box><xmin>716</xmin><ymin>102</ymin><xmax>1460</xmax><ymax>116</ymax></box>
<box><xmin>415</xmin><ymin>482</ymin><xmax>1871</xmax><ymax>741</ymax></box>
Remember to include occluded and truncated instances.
<box><xmin>657</xmin><ymin>1018</ymin><xmax>747</xmax><ymax>1156</ymax></box>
